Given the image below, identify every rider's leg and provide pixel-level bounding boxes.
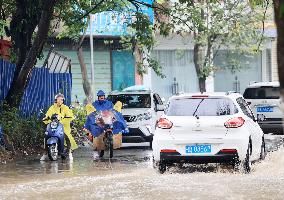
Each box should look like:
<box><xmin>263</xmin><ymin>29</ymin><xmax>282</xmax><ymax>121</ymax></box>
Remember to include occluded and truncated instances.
<box><xmin>64</xmin><ymin>134</ymin><xmax>73</xmax><ymax>160</ymax></box>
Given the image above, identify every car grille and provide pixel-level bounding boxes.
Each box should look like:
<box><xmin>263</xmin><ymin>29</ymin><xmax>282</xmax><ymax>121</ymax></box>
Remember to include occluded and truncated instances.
<box><xmin>123</xmin><ymin>115</ymin><xmax>135</xmax><ymax>122</ymax></box>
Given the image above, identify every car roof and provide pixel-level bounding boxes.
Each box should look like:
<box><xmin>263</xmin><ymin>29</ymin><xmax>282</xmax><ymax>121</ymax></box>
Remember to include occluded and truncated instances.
<box><xmin>246</xmin><ymin>81</ymin><xmax>279</xmax><ymax>88</ymax></box>
<box><xmin>109</xmin><ymin>91</ymin><xmax>151</xmax><ymax>95</ymax></box>
<box><xmin>168</xmin><ymin>92</ymin><xmax>243</xmax><ymax>100</ymax></box>
<box><xmin>109</xmin><ymin>85</ymin><xmax>153</xmax><ymax>95</ymax></box>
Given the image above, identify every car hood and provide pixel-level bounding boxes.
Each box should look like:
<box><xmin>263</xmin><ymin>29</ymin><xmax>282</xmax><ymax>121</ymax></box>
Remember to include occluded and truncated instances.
<box><xmin>121</xmin><ymin>108</ymin><xmax>151</xmax><ymax>116</ymax></box>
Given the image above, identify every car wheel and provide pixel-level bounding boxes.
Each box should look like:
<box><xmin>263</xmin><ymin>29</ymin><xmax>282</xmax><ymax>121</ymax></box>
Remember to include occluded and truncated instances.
<box><xmin>242</xmin><ymin>143</ymin><xmax>252</xmax><ymax>173</ymax></box>
<box><xmin>149</xmin><ymin>141</ymin><xmax>153</xmax><ymax>149</ymax></box>
<box><xmin>158</xmin><ymin>161</ymin><xmax>167</xmax><ymax>174</ymax></box>
<box><xmin>260</xmin><ymin>137</ymin><xmax>266</xmax><ymax>160</ymax></box>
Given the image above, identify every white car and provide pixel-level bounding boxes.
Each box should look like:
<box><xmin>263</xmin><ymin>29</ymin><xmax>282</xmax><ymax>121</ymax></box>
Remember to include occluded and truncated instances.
<box><xmin>243</xmin><ymin>82</ymin><xmax>283</xmax><ymax>134</ymax></box>
<box><xmin>152</xmin><ymin>92</ymin><xmax>266</xmax><ymax>173</ymax></box>
<box><xmin>108</xmin><ymin>85</ymin><xmax>164</xmax><ymax>147</ymax></box>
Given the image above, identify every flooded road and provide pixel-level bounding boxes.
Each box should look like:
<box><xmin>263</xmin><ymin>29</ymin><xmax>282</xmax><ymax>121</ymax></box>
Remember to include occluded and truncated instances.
<box><xmin>1</xmin><ymin>135</ymin><xmax>284</xmax><ymax>200</ymax></box>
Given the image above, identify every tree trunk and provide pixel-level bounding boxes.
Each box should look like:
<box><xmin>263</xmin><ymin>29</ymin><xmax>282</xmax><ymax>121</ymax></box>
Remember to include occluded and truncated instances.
<box><xmin>5</xmin><ymin>0</ymin><xmax>56</xmax><ymax>107</ymax></box>
<box><xmin>5</xmin><ymin>0</ymin><xmax>40</xmax><ymax>107</ymax></box>
<box><xmin>274</xmin><ymin>1</ymin><xmax>284</xmax><ymax>97</ymax></box>
<box><xmin>193</xmin><ymin>42</ymin><xmax>206</xmax><ymax>92</ymax></box>
<box><xmin>77</xmin><ymin>47</ymin><xmax>93</xmax><ymax>102</ymax></box>
<box><xmin>75</xmin><ymin>33</ymin><xmax>94</xmax><ymax>103</ymax></box>
<box><xmin>198</xmin><ymin>77</ymin><xmax>206</xmax><ymax>93</ymax></box>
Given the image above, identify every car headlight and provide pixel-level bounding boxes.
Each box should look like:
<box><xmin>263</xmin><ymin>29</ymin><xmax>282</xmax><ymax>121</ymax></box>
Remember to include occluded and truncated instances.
<box><xmin>135</xmin><ymin>112</ymin><xmax>152</xmax><ymax>121</ymax></box>
<box><xmin>50</xmin><ymin>121</ymin><xmax>58</xmax><ymax>129</ymax></box>
<box><xmin>144</xmin><ymin>112</ymin><xmax>152</xmax><ymax>120</ymax></box>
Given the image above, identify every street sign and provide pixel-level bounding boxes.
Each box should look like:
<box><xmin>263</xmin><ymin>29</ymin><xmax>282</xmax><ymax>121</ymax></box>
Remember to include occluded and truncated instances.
<box><xmin>85</xmin><ymin>0</ymin><xmax>154</xmax><ymax>36</ymax></box>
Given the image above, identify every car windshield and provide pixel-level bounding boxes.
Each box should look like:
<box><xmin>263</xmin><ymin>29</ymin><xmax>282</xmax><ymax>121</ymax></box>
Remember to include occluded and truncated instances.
<box><xmin>166</xmin><ymin>98</ymin><xmax>238</xmax><ymax>116</ymax></box>
<box><xmin>108</xmin><ymin>94</ymin><xmax>151</xmax><ymax>108</ymax></box>
<box><xmin>243</xmin><ymin>87</ymin><xmax>280</xmax><ymax>99</ymax></box>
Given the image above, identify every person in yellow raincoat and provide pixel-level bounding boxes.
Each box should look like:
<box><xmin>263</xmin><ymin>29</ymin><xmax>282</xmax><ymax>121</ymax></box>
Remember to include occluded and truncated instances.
<box><xmin>40</xmin><ymin>93</ymin><xmax>78</xmax><ymax>161</ymax></box>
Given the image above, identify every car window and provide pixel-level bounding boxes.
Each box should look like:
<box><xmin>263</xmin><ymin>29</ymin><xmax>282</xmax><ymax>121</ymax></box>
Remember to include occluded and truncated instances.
<box><xmin>236</xmin><ymin>97</ymin><xmax>255</xmax><ymax>120</ymax></box>
<box><xmin>166</xmin><ymin>98</ymin><xmax>238</xmax><ymax>116</ymax></box>
<box><xmin>243</xmin><ymin>86</ymin><xmax>280</xmax><ymax>99</ymax></box>
<box><xmin>108</xmin><ymin>94</ymin><xmax>151</xmax><ymax>108</ymax></box>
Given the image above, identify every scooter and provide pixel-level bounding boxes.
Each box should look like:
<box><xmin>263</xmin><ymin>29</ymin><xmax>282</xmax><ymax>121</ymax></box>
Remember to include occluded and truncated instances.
<box><xmin>92</xmin><ymin>110</ymin><xmax>128</xmax><ymax>158</ymax></box>
<box><xmin>44</xmin><ymin>114</ymin><xmax>66</xmax><ymax>161</ymax></box>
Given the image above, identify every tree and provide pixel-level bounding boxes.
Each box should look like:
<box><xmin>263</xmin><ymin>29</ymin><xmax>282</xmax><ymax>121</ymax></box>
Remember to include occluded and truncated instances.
<box><xmin>273</xmin><ymin>0</ymin><xmax>284</xmax><ymax>97</ymax></box>
<box><xmin>156</xmin><ymin>0</ymin><xmax>266</xmax><ymax>92</ymax></box>
<box><xmin>1</xmin><ymin>0</ymin><xmax>161</xmax><ymax>107</ymax></box>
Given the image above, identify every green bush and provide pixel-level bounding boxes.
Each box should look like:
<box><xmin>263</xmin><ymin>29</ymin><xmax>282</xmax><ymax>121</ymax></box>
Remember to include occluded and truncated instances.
<box><xmin>0</xmin><ymin>103</ymin><xmax>89</xmax><ymax>153</ymax></box>
<box><xmin>0</xmin><ymin>103</ymin><xmax>45</xmax><ymax>152</ymax></box>
<box><xmin>70</xmin><ymin>105</ymin><xmax>88</xmax><ymax>142</ymax></box>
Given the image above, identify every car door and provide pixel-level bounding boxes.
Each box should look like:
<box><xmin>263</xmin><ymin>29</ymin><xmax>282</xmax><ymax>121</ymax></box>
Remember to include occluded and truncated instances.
<box><xmin>236</xmin><ymin>97</ymin><xmax>262</xmax><ymax>159</ymax></box>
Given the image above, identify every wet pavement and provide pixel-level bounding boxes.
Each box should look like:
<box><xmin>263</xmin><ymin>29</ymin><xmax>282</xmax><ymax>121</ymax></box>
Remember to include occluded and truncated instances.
<box><xmin>0</xmin><ymin>135</ymin><xmax>284</xmax><ymax>200</ymax></box>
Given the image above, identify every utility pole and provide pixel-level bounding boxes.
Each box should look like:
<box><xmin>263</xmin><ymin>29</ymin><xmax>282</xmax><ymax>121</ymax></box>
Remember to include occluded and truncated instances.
<box><xmin>89</xmin><ymin>1</ymin><xmax>95</xmax><ymax>95</ymax></box>
<box><xmin>90</xmin><ymin>15</ymin><xmax>95</xmax><ymax>93</ymax></box>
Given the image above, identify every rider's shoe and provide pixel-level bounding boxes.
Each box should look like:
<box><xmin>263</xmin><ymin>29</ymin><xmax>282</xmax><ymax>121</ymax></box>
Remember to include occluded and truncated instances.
<box><xmin>40</xmin><ymin>154</ymin><xmax>48</xmax><ymax>161</ymax></box>
<box><xmin>93</xmin><ymin>151</ymin><xmax>99</xmax><ymax>160</ymax></box>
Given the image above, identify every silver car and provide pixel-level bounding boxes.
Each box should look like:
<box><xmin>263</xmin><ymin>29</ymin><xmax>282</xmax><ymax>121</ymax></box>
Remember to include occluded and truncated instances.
<box><xmin>243</xmin><ymin>82</ymin><xmax>283</xmax><ymax>134</ymax></box>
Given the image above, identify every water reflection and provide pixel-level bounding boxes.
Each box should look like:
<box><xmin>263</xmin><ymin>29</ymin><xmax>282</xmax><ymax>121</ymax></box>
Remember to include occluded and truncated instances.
<box><xmin>39</xmin><ymin>160</ymin><xmax>73</xmax><ymax>174</ymax></box>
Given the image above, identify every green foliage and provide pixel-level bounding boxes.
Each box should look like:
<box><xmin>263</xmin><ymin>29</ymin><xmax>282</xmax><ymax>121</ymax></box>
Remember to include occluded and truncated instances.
<box><xmin>0</xmin><ymin>102</ymin><xmax>45</xmax><ymax>152</ymax></box>
<box><xmin>70</xmin><ymin>105</ymin><xmax>87</xmax><ymax>141</ymax></box>
<box><xmin>72</xmin><ymin>105</ymin><xmax>87</xmax><ymax>129</ymax></box>
<box><xmin>0</xmin><ymin>19</ymin><xmax>8</xmax><ymax>37</ymax></box>
<box><xmin>165</xmin><ymin>0</ymin><xmax>268</xmax><ymax>80</ymax></box>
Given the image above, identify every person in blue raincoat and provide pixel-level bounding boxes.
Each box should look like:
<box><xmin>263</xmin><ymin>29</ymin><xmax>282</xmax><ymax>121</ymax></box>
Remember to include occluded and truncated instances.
<box><xmin>84</xmin><ymin>90</ymin><xmax>127</xmax><ymax>137</ymax></box>
<box><xmin>93</xmin><ymin>90</ymin><xmax>114</xmax><ymax>111</ymax></box>
<box><xmin>84</xmin><ymin>90</ymin><xmax>128</xmax><ymax>159</ymax></box>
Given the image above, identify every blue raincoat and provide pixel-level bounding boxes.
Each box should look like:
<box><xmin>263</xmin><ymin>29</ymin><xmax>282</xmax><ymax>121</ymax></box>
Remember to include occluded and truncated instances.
<box><xmin>92</xmin><ymin>100</ymin><xmax>114</xmax><ymax>111</ymax></box>
<box><xmin>84</xmin><ymin>110</ymin><xmax>128</xmax><ymax>137</ymax></box>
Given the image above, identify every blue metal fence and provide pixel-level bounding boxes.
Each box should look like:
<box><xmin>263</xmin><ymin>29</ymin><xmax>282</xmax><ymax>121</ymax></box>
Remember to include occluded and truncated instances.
<box><xmin>0</xmin><ymin>59</ymin><xmax>72</xmax><ymax>117</ymax></box>
<box><xmin>19</xmin><ymin>67</ymin><xmax>72</xmax><ymax>117</ymax></box>
<box><xmin>0</xmin><ymin>60</ymin><xmax>16</xmax><ymax>101</ymax></box>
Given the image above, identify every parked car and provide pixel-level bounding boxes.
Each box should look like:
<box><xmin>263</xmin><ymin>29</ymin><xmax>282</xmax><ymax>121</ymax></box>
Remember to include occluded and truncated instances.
<box><xmin>152</xmin><ymin>92</ymin><xmax>266</xmax><ymax>173</ymax></box>
<box><xmin>108</xmin><ymin>85</ymin><xmax>164</xmax><ymax>147</ymax></box>
<box><xmin>243</xmin><ymin>82</ymin><xmax>283</xmax><ymax>134</ymax></box>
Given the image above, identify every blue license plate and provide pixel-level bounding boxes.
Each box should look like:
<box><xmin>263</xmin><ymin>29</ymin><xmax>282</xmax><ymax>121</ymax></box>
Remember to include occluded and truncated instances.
<box><xmin>257</xmin><ymin>106</ymin><xmax>273</xmax><ymax>112</ymax></box>
<box><xmin>186</xmin><ymin>145</ymin><xmax>211</xmax><ymax>154</ymax></box>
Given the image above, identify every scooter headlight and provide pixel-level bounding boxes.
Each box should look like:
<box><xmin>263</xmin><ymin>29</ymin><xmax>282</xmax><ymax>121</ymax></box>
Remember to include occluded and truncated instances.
<box><xmin>50</xmin><ymin>121</ymin><xmax>58</xmax><ymax>129</ymax></box>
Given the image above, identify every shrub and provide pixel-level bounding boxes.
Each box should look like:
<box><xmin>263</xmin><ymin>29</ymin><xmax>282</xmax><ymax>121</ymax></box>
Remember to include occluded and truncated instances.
<box><xmin>0</xmin><ymin>103</ymin><xmax>45</xmax><ymax>152</ymax></box>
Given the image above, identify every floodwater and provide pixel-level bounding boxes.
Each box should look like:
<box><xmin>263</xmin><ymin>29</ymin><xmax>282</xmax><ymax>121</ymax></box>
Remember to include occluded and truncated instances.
<box><xmin>0</xmin><ymin>135</ymin><xmax>284</xmax><ymax>200</ymax></box>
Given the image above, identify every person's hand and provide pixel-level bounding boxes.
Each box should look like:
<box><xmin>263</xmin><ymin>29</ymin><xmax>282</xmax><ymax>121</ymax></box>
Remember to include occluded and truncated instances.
<box><xmin>57</xmin><ymin>115</ymin><xmax>62</xmax><ymax>120</ymax></box>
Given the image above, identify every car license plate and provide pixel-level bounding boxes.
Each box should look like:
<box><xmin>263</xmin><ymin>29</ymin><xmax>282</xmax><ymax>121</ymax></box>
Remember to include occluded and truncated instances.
<box><xmin>186</xmin><ymin>145</ymin><xmax>211</xmax><ymax>154</ymax></box>
<box><xmin>257</xmin><ymin>106</ymin><xmax>273</xmax><ymax>112</ymax></box>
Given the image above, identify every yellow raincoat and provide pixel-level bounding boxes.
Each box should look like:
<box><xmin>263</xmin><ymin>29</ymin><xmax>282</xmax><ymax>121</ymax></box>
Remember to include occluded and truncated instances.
<box><xmin>43</xmin><ymin>104</ymin><xmax>78</xmax><ymax>150</ymax></box>
<box><xmin>113</xmin><ymin>101</ymin><xmax>122</xmax><ymax>112</ymax></box>
<box><xmin>85</xmin><ymin>101</ymin><xmax>122</xmax><ymax>115</ymax></box>
<box><xmin>85</xmin><ymin>103</ymin><xmax>96</xmax><ymax>115</ymax></box>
